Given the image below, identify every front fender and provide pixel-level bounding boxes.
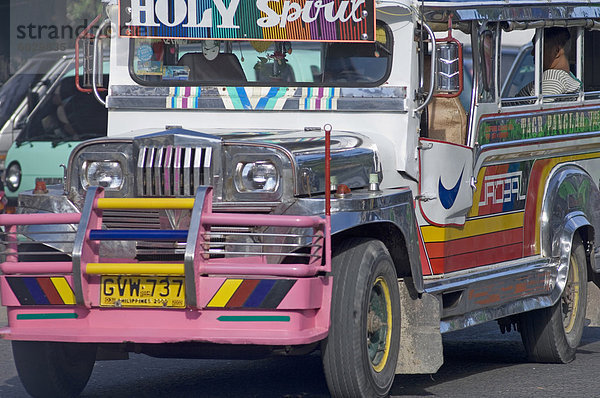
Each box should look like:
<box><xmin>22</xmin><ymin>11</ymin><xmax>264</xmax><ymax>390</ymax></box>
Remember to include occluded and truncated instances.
<box><xmin>291</xmin><ymin>188</ymin><xmax>423</xmax><ymax>293</ymax></box>
<box><xmin>541</xmin><ymin>164</ymin><xmax>600</xmax><ymax>260</ymax></box>
<box><xmin>541</xmin><ymin>165</ymin><xmax>600</xmax><ymax>303</ymax></box>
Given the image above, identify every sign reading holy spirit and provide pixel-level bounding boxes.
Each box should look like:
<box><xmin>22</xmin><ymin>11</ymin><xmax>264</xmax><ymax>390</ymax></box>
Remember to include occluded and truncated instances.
<box><xmin>119</xmin><ymin>0</ymin><xmax>375</xmax><ymax>41</ymax></box>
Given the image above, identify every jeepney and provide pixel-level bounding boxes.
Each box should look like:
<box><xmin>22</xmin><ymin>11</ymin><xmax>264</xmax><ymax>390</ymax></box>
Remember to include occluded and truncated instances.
<box><xmin>2</xmin><ymin>0</ymin><xmax>600</xmax><ymax>397</ymax></box>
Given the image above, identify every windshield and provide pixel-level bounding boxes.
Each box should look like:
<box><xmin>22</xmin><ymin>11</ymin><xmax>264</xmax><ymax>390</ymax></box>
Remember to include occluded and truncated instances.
<box><xmin>131</xmin><ymin>23</ymin><xmax>392</xmax><ymax>87</ymax></box>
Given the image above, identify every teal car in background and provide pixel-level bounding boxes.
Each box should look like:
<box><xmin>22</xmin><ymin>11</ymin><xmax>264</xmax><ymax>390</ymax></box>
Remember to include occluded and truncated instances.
<box><xmin>3</xmin><ymin>64</ymin><xmax>108</xmax><ymax>206</ymax></box>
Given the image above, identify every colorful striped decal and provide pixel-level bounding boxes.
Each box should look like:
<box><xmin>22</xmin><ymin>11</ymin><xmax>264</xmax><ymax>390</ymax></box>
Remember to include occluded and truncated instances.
<box><xmin>6</xmin><ymin>277</ymin><xmax>76</xmax><ymax>306</ymax></box>
<box><xmin>121</xmin><ymin>0</ymin><xmax>374</xmax><ymax>42</ymax></box>
<box><xmin>222</xmin><ymin>87</ymin><xmax>293</xmax><ymax>110</ymax></box>
<box><xmin>165</xmin><ymin>86</ymin><xmax>342</xmax><ymax>110</ymax></box>
<box><xmin>300</xmin><ymin>87</ymin><xmax>339</xmax><ymax>110</ymax></box>
<box><xmin>166</xmin><ymin>87</ymin><xmax>202</xmax><ymax>109</ymax></box>
<box><xmin>422</xmin><ymin>151</ymin><xmax>600</xmax><ymax>273</ymax></box>
<box><xmin>524</xmin><ymin>151</ymin><xmax>600</xmax><ymax>255</ymax></box>
<box><xmin>207</xmin><ymin>279</ymin><xmax>296</xmax><ymax>309</ymax></box>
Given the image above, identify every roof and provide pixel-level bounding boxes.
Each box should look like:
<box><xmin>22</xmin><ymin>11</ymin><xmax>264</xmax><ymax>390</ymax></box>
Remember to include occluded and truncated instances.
<box><xmin>416</xmin><ymin>0</ymin><xmax>600</xmax><ymax>22</ymax></box>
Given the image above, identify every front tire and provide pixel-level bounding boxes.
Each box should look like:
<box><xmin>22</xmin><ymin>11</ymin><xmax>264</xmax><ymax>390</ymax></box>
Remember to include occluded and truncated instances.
<box><xmin>519</xmin><ymin>235</ymin><xmax>588</xmax><ymax>363</ymax></box>
<box><xmin>322</xmin><ymin>238</ymin><xmax>401</xmax><ymax>397</ymax></box>
<box><xmin>12</xmin><ymin>341</ymin><xmax>97</xmax><ymax>398</ymax></box>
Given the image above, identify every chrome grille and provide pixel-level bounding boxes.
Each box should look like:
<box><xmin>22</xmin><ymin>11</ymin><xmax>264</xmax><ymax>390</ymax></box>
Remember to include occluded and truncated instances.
<box><xmin>136</xmin><ymin>145</ymin><xmax>212</xmax><ymax>196</ymax></box>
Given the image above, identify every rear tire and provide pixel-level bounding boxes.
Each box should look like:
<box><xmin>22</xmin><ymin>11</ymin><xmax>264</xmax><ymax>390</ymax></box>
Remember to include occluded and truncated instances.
<box><xmin>519</xmin><ymin>235</ymin><xmax>587</xmax><ymax>363</ymax></box>
<box><xmin>322</xmin><ymin>238</ymin><xmax>401</xmax><ymax>398</ymax></box>
<box><xmin>12</xmin><ymin>341</ymin><xmax>97</xmax><ymax>398</ymax></box>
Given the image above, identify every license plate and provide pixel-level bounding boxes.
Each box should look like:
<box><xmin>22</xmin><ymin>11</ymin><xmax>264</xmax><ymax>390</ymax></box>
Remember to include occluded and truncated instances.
<box><xmin>100</xmin><ymin>276</ymin><xmax>185</xmax><ymax>308</ymax></box>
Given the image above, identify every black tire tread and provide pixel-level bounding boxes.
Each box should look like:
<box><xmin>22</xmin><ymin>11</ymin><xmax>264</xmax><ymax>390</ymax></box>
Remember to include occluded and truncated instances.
<box><xmin>12</xmin><ymin>341</ymin><xmax>96</xmax><ymax>398</ymax></box>
<box><xmin>520</xmin><ymin>235</ymin><xmax>588</xmax><ymax>363</ymax></box>
<box><xmin>322</xmin><ymin>237</ymin><xmax>400</xmax><ymax>398</ymax></box>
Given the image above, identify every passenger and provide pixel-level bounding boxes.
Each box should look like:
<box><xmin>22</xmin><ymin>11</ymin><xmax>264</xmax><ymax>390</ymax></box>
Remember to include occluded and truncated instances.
<box><xmin>518</xmin><ymin>27</ymin><xmax>581</xmax><ymax>97</ymax></box>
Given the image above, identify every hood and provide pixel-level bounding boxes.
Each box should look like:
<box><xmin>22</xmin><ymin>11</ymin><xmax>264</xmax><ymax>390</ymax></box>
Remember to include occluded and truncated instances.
<box><xmin>132</xmin><ymin>127</ymin><xmax>381</xmax><ymax>198</ymax></box>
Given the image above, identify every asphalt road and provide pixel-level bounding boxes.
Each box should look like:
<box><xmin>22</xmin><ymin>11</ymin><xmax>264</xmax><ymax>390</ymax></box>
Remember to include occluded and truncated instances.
<box><xmin>2</xmin><ymin>303</ymin><xmax>600</xmax><ymax>397</ymax></box>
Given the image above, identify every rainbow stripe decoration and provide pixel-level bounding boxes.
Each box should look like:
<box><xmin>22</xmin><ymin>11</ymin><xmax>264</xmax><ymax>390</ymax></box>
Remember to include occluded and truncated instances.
<box><xmin>7</xmin><ymin>277</ymin><xmax>76</xmax><ymax>306</ymax></box>
<box><xmin>119</xmin><ymin>0</ymin><xmax>375</xmax><ymax>41</ymax></box>
<box><xmin>207</xmin><ymin>279</ymin><xmax>296</xmax><ymax>308</ymax></box>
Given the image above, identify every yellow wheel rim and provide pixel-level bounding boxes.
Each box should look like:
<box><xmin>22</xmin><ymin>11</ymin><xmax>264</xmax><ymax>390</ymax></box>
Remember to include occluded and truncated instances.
<box><xmin>563</xmin><ymin>253</ymin><xmax>580</xmax><ymax>334</ymax></box>
<box><xmin>368</xmin><ymin>276</ymin><xmax>393</xmax><ymax>373</ymax></box>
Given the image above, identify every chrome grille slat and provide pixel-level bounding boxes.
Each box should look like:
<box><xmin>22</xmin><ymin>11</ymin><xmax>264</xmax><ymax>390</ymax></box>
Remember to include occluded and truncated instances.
<box><xmin>164</xmin><ymin>145</ymin><xmax>173</xmax><ymax>195</ymax></box>
<box><xmin>137</xmin><ymin>145</ymin><xmax>212</xmax><ymax>197</ymax></box>
<box><xmin>183</xmin><ymin>147</ymin><xmax>192</xmax><ymax>196</ymax></box>
<box><xmin>203</xmin><ymin>147</ymin><xmax>212</xmax><ymax>187</ymax></box>
<box><xmin>174</xmin><ymin>146</ymin><xmax>182</xmax><ymax>195</ymax></box>
<box><xmin>136</xmin><ymin>147</ymin><xmax>146</xmax><ymax>196</ymax></box>
<box><xmin>194</xmin><ymin>147</ymin><xmax>202</xmax><ymax>190</ymax></box>
<box><xmin>145</xmin><ymin>147</ymin><xmax>155</xmax><ymax>195</ymax></box>
<box><xmin>154</xmin><ymin>147</ymin><xmax>164</xmax><ymax>196</ymax></box>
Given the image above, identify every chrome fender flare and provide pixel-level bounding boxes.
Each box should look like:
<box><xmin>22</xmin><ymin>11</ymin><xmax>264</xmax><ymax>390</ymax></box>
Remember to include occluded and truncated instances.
<box><xmin>541</xmin><ymin>164</ymin><xmax>600</xmax><ymax>304</ymax></box>
<box><xmin>549</xmin><ymin>213</ymin><xmax>591</xmax><ymax>305</ymax></box>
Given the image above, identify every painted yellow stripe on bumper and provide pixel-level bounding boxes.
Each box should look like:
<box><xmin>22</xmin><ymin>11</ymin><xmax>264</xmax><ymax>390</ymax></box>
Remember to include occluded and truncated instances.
<box><xmin>97</xmin><ymin>198</ymin><xmax>195</xmax><ymax>210</ymax></box>
<box><xmin>51</xmin><ymin>277</ymin><xmax>76</xmax><ymax>305</ymax></box>
<box><xmin>208</xmin><ymin>279</ymin><xmax>244</xmax><ymax>307</ymax></box>
<box><xmin>86</xmin><ymin>263</ymin><xmax>185</xmax><ymax>275</ymax></box>
<box><xmin>421</xmin><ymin>212</ymin><xmax>524</xmax><ymax>242</ymax></box>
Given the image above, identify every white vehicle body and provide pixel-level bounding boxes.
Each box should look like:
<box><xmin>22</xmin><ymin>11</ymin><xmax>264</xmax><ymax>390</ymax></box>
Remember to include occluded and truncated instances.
<box><xmin>2</xmin><ymin>1</ymin><xmax>600</xmax><ymax>397</ymax></box>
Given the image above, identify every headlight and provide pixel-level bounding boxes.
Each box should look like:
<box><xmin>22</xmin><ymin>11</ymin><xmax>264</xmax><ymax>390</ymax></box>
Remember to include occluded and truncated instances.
<box><xmin>5</xmin><ymin>162</ymin><xmax>21</xmax><ymax>192</ymax></box>
<box><xmin>81</xmin><ymin>161</ymin><xmax>124</xmax><ymax>190</ymax></box>
<box><xmin>234</xmin><ymin>161</ymin><xmax>279</xmax><ymax>193</ymax></box>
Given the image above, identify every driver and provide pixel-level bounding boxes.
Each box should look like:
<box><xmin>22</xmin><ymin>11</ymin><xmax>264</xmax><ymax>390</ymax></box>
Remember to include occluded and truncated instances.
<box><xmin>518</xmin><ymin>27</ymin><xmax>581</xmax><ymax>97</ymax></box>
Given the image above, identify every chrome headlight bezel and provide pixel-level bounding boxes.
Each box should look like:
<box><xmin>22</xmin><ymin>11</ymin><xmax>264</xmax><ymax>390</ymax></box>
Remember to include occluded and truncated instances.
<box><xmin>224</xmin><ymin>145</ymin><xmax>293</xmax><ymax>203</ymax></box>
<box><xmin>68</xmin><ymin>139</ymin><xmax>134</xmax><ymax>198</ymax></box>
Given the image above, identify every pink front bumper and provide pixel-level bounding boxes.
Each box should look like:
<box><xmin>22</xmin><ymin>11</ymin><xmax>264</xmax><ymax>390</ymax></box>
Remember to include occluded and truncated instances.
<box><xmin>0</xmin><ymin>186</ymin><xmax>333</xmax><ymax>346</ymax></box>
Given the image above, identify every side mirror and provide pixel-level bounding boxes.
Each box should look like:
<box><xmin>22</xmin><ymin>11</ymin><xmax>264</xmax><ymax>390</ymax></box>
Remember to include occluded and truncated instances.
<box><xmin>76</xmin><ymin>15</ymin><xmax>107</xmax><ymax>92</ymax></box>
<box><xmin>435</xmin><ymin>37</ymin><xmax>463</xmax><ymax>97</ymax></box>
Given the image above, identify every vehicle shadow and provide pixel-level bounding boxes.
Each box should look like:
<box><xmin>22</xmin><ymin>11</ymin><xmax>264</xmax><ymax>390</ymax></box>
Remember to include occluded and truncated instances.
<box><xmin>391</xmin><ymin>323</ymin><xmax>600</xmax><ymax>397</ymax></box>
<box><xmin>1</xmin><ymin>323</ymin><xmax>599</xmax><ymax>397</ymax></box>
<box><xmin>80</xmin><ymin>354</ymin><xmax>331</xmax><ymax>398</ymax></box>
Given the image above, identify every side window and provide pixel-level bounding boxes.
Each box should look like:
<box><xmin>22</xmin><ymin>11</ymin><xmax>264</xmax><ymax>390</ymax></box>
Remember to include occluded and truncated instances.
<box><xmin>500</xmin><ymin>29</ymin><xmax>535</xmax><ymax>98</ymax></box>
<box><xmin>18</xmin><ymin>75</ymin><xmax>108</xmax><ymax>144</ymax></box>
<box><xmin>584</xmin><ymin>29</ymin><xmax>600</xmax><ymax>97</ymax></box>
<box><xmin>478</xmin><ymin>26</ymin><xmax>498</xmax><ymax>103</ymax></box>
<box><xmin>502</xmin><ymin>27</ymin><xmax>581</xmax><ymax>105</ymax></box>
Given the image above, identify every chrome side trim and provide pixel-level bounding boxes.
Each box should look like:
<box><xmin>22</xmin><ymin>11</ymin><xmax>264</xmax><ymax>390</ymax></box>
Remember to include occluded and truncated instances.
<box><xmin>423</xmin><ymin>256</ymin><xmax>558</xmax><ymax>333</ymax></box>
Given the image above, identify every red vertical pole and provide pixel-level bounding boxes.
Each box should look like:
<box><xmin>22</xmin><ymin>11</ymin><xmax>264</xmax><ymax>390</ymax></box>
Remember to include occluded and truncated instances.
<box><xmin>323</xmin><ymin>124</ymin><xmax>332</xmax><ymax>271</ymax></box>
<box><xmin>324</xmin><ymin>124</ymin><xmax>332</xmax><ymax>217</ymax></box>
